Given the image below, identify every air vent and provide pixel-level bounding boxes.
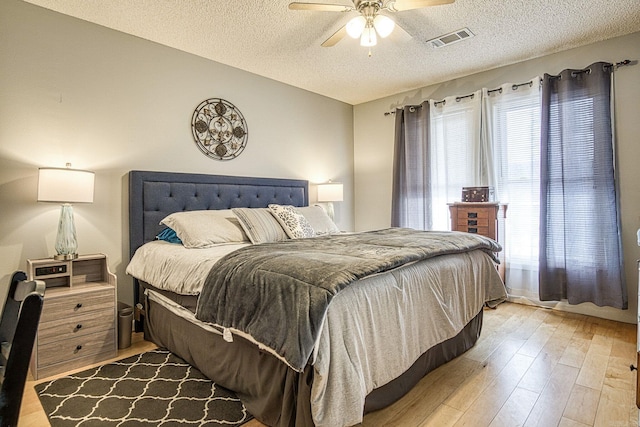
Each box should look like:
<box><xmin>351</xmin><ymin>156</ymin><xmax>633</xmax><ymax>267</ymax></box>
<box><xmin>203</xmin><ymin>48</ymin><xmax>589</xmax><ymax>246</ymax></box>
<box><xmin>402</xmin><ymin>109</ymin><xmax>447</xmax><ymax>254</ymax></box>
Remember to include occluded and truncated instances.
<box><xmin>427</xmin><ymin>28</ymin><xmax>474</xmax><ymax>48</ymax></box>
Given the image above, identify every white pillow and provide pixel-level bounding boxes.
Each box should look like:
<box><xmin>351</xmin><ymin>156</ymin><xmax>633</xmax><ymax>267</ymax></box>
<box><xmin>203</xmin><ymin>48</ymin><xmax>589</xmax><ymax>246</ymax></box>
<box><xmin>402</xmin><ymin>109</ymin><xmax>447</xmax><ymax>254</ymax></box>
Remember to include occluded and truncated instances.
<box><xmin>297</xmin><ymin>205</ymin><xmax>340</xmax><ymax>236</ymax></box>
<box><xmin>268</xmin><ymin>204</ymin><xmax>315</xmax><ymax>239</ymax></box>
<box><xmin>232</xmin><ymin>208</ymin><xmax>289</xmax><ymax>244</ymax></box>
<box><xmin>160</xmin><ymin>209</ymin><xmax>249</xmax><ymax>248</ymax></box>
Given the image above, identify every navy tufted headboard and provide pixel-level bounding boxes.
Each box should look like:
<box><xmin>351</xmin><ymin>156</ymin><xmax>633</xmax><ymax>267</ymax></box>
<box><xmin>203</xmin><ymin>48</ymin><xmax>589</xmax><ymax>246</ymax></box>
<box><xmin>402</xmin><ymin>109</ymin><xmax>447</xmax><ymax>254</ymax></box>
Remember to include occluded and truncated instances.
<box><xmin>128</xmin><ymin>171</ymin><xmax>308</xmax><ymax>327</ymax></box>
<box><xmin>129</xmin><ymin>170</ymin><xmax>309</xmax><ymax>258</ymax></box>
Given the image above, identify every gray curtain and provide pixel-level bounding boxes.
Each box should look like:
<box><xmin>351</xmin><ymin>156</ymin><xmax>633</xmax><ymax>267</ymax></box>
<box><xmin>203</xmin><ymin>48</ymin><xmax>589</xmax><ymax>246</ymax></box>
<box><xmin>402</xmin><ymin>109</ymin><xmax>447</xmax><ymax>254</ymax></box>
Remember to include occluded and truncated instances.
<box><xmin>539</xmin><ymin>62</ymin><xmax>627</xmax><ymax>309</ymax></box>
<box><xmin>391</xmin><ymin>102</ymin><xmax>431</xmax><ymax>229</ymax></box>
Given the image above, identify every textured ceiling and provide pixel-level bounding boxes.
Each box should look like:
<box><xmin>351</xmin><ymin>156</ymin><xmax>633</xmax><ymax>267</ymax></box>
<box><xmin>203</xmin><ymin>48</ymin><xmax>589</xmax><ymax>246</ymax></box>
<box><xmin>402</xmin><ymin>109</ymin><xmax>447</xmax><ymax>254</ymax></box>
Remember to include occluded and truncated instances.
<box><xmin>22</xmin><ymin>0</ymin><xmax>640</xmax><ymax>105</ymax></box>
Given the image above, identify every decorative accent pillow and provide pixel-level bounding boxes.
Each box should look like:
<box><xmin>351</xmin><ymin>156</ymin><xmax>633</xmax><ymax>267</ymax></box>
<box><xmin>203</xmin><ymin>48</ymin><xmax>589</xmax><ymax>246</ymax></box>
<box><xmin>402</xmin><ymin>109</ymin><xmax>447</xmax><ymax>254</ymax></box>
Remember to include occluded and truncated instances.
<box><xmin>232</xmin><ymin>208</ymin><xmax>289</xmax><ymax>244</ymax></box>
<box><xmin>156</xmin><ymin>227</ymin><xmax>183</xmax><ymax>244</ymax></box>
<box><xmin>297</xmin><ymin>205</ymin><xmax>340</xmax><ymax>236</ymax></box>
<box><xmin>268</xmin><ymin>204</ymin><xmax>315</xmax><ymax>239</ymax></box>
<box><xmin>160</xmin><ymin>209</ymin><xmax>249</xmax><ymax>248</ymax></box>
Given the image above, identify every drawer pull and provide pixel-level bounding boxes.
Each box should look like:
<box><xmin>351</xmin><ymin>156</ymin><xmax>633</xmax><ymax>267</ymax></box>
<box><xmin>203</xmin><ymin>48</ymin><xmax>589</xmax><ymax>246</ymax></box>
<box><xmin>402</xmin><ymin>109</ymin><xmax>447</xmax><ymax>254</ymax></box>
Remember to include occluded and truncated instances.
<box><xmin>75</xmin><ymin>324</ymin><xmax>83</xmax><ymax>331</ymax></box>
<box><xmin>468</xmin><ymin>228</ymin><xmax>478</xmax><ymax>233</ymax></box>
<box><xmin>467</xmin><ymin>212</ymin><xmax>478</xmax><ymax>218</ymax></box>
<box><xmin>467</xmin><ymin>220</ymin><xmax>477</xmax><ymax>226</ymax></box>
<box><xmin>75</xmin><ymin>303</ymin><xmax>83</xmax><ymax>310</ymax></box>
<box><xmin>75</xmin><ymin>345</ymin><xmax>83</xmax><ymax>352</ymax></box>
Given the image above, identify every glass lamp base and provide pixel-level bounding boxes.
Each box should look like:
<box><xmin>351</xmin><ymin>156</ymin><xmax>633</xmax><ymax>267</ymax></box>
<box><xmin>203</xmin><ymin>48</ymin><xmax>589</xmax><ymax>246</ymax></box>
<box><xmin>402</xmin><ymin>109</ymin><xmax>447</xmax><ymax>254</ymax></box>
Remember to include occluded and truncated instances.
<box><xmin>324</xmin><ymin>202</ymin><xmax>335</xmax><ymax>221</ymax></box>
<box><xmin>55</xmin><ymin>204</ymin><xmax>79</xmax><ymax>260</ymax></box>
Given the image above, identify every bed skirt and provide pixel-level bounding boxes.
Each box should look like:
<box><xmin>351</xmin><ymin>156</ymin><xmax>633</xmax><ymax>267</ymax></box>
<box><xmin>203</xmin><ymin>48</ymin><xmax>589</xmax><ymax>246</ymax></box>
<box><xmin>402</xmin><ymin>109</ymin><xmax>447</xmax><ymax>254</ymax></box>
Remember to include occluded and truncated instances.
<box><xmin>142</xmin><ymin>288</ymin><xmax>483</xmax><ymax>427</ymax></box>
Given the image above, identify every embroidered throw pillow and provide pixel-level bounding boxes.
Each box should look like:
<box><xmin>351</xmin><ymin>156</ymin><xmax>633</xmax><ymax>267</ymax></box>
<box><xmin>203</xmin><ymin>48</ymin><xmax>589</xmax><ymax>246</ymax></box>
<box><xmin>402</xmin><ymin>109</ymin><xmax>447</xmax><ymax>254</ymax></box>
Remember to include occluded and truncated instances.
<box><xmin>268</xmin><ymin>204</ymin><xmax>315</xmax><ymax>239</ymax></box>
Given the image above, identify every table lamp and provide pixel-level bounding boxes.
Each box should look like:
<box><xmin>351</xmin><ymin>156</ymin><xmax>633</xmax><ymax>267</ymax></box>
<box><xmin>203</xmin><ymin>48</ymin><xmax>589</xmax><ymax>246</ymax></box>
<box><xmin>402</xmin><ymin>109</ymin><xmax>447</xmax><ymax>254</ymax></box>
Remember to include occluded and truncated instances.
<box><xmin>37</xmin><ymin>165</ymin><xmax>95</xmax><ymax>260</ymax></box>
<box><xmin>317</xmin><ymin>182</ymin><xmax>343</xmax><ymax>221</ymax></box>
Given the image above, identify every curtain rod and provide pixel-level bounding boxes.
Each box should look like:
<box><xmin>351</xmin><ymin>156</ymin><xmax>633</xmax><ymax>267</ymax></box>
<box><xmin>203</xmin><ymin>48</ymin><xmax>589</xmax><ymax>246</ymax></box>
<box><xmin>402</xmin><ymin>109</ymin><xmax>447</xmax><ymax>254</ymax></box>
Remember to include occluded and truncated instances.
<box><xmin>384</xmin><ymin>58</ymin><xmax>635</xmax><ymax>116</ymax></box>
<box><xmin>487</xmin><ymin>80</ymin><xmax>534</xmax><ymax>95</ymax></box>
<box><xmin>384</xmin><ymin>104</ymin><xmax>422</xmax><ymax>116</ymax></box>
<box><xmin>547</xmin><ymin>59</ymin><xmax>636</xmax><ymax>80</ymax></box>
<box><xmin>610</xmin><ymin>59</ymin><xmax>633</xmax><ymax>69</ymax></box>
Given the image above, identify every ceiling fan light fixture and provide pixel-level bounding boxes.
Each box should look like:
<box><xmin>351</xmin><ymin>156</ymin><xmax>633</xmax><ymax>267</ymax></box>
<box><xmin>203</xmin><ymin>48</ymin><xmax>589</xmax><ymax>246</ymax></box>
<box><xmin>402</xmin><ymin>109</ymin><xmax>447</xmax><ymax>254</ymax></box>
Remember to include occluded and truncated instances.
<box><xmin>346</xmin><ymin>16</ymin><xmax>366</xmax><ymax>38</ymax></box>
<box><xmin>360</xmin><ymin>25</ymin><xmax>377</xmax><ymax>47</ymax></box>
<box><xmin>291</xmin><ymin>0</ymin><xmax>458</xmax><ymax>49</ymax></box>
<box><xmin>373</xmin><ymin>15</ymin><xmax>394</xmax><ymax>38</ymax></box>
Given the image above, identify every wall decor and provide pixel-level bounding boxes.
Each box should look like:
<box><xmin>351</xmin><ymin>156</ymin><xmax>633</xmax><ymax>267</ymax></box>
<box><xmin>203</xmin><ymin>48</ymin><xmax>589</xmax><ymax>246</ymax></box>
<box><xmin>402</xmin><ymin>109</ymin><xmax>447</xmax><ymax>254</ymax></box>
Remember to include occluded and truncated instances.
<box><xmin>191</xmin><ymin>98</ymin><xmax>248</xmax><ymax>160</ymax></box>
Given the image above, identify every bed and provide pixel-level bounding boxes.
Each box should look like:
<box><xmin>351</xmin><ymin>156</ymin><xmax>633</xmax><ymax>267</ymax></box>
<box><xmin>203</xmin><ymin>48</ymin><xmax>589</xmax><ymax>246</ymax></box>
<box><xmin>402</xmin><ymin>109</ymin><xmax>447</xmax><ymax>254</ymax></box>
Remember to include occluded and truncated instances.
<box><xmin>127</xmin><ymin>170</ymin><xmax>507</xmax><ymax>427</ymax></box>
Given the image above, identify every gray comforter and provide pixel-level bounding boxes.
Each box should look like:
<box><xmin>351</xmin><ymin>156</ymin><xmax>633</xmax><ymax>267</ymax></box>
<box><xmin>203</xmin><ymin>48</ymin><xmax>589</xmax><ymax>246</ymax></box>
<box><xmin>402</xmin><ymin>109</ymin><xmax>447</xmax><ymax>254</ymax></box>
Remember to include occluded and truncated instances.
<box><xmin>195</xmin><ymin>228</ymin><xmax>501</xmax><ymax>371</ymax></box>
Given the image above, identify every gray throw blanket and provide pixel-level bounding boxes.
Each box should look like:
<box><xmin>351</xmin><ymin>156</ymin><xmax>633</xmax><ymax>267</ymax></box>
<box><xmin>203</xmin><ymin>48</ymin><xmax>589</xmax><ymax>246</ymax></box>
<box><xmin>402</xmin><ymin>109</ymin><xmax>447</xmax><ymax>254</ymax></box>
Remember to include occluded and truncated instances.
<box><xmin>195</xmin><ymin>228</ymin><xmax>501</xmax><ymax>371</ymax></box>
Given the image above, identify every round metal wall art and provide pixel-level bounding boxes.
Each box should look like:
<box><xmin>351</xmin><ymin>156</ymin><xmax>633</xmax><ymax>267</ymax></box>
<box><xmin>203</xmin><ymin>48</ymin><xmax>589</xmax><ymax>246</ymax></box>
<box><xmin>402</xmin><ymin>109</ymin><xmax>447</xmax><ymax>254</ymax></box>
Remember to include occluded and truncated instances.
<box><xmin>191</xmin><ymin>98</ymin><xmax>248</xmax><ymax>160</ymax></box>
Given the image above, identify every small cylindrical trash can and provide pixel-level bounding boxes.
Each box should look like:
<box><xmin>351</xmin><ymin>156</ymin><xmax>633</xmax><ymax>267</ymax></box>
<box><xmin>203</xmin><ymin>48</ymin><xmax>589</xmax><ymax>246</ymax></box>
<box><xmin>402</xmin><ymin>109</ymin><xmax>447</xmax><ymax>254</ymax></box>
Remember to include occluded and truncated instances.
<box><xmin>117</xmin><ymin>301</ymin><xmax>134</xmax><ymax>349</ymax></box>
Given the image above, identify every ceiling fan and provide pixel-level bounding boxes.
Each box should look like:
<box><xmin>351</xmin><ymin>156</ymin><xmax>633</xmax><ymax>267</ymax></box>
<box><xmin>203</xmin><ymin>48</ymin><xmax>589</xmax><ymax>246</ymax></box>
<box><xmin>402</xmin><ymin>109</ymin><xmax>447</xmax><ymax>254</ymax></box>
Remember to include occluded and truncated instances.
<box><xmin>288</xmin><ymin>0</ymin><xmax>454</xmax><ymax>49</ymax></box>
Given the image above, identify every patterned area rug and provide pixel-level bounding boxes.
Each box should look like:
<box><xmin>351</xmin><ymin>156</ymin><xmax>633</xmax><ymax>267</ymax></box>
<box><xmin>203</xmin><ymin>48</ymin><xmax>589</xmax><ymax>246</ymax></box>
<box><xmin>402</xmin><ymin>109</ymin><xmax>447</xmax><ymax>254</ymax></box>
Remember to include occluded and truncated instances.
<box><xmin>35</xmin><ymin>348</ymin><xmax>253</xmax><ymax>427</ymax></box>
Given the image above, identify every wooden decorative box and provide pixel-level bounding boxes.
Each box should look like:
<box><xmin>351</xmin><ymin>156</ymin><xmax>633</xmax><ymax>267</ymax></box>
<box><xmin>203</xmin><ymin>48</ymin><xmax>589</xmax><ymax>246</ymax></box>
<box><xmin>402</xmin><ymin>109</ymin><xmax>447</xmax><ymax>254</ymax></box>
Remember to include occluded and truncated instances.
<box><xmin>461</xmin><ymin>186</ymin><xmax>494</xmax><ymax>202</ymax></box>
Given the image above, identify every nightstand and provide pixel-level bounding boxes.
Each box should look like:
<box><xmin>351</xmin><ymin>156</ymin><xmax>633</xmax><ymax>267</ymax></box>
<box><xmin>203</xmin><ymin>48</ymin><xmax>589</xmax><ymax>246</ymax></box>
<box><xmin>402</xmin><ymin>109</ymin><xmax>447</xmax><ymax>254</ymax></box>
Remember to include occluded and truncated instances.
<box><xmin>448</xmin><ymin>202</ymin><xmax>507</xmax><ymax>282</ymax></box>
<box><xmin>27</xmin><ymin>253</ymin><xmax>117</xmax><ymax>380</ymax></box>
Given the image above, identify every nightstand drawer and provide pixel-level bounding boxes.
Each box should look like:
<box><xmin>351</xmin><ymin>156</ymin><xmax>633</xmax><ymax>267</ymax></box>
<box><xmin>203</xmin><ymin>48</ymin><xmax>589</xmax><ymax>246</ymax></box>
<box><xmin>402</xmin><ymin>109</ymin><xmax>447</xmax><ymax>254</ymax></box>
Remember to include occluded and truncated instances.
<box><xmin>37</xmin><ymin>328</ymin><xmax>116</xmax><ymax>368</ymax></box>
<box><xmin>457</xmin><ymin>217</ymin><xmax>489</xmax><ymax>228</ymax></box>
<box><xmin>457</xmin><ymin>209</ymin><xmax>491</xmax><ymax>220</ymax></box>
<box><xmin>40</xmin><ymin>288</ymin><xmax>114</xmax><ymax>323</ymax></box>
<box><xmin>37</xmin><ymin>308</ymin><xmax>115</xmax><ymax>345</ymax></box>
<box><xmin>461</xmin><ymin>226</ymin><xmax>489</xmax><ymax>235</ymax></box>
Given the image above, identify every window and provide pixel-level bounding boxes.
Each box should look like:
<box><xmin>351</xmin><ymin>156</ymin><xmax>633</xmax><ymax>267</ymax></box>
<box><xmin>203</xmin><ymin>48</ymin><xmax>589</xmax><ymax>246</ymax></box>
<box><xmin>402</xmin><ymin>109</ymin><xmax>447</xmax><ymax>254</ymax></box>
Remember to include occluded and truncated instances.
<box><xmin>429</xmin><ymin>92</ymin><xmax>481</xmax><ymax>230</ymax></box>
<box><xmin>490</xmin><ymin>89</ymin><xmax>541</xmax><ymax>268</ymax></box>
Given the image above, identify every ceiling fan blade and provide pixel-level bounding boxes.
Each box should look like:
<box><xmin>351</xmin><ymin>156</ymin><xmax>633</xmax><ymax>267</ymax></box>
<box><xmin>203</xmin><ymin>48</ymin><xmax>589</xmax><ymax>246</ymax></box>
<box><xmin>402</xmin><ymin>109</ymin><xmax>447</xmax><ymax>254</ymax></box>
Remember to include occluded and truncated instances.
<box><xmin>388</xmin><ymin>0</ymin><xmax>454</xmax><ymax>12</ymax></box>
<box><xmin>321</xmin><ymin>25</ymin><xmax>348</xmax><ymax>47</ymax></box>
<box><xmin>288</xmin><ymin>2</ymin><xmax>354</xmax><ymax>12</ymax></box>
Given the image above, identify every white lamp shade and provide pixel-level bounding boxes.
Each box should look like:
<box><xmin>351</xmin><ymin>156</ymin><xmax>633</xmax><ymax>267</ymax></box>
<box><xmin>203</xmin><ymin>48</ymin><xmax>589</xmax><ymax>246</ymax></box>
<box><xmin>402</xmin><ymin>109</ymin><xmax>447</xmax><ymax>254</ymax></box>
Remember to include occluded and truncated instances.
<box><xmin>346</xmin><ymin>16</ymin><xmax>366</xmax><ymax>38</ymax></box>
<box><xmin>317</xmin><ymin>183</ymin><xmax>343</xmax><ymax>202</ymax></box>
<box><xmin>374</xmin><ymin>15</ymin><xmax>395</xmax><ymax>38</ymax></box>
<box><xmin>360</xmin><ymin>26</ymin><xmax>377</xmax><ymax>47</ymax></box>
<box><xmin>38</xmin><ymin>168</ymin><xmax>95</xmax><ymax>203</ymax></box>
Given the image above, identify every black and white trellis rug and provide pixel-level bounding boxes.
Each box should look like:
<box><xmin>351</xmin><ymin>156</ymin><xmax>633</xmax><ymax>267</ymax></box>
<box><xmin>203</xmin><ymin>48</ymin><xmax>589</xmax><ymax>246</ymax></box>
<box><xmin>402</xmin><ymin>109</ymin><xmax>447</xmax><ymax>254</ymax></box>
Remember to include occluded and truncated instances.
<box><xmin>35</xmin><ymin>348</ymin><xmax>253</xmax><ymax>427</ymax></box>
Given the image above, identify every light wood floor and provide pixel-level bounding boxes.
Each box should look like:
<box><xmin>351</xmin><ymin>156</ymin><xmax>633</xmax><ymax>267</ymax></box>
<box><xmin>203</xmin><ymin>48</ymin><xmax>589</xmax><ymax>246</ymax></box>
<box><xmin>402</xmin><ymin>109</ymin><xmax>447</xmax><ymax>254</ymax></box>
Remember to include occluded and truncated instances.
<box><xmin>20</xmin><ymin>302</ymin><xmax>638</xmax><ymax>427</ymax></box>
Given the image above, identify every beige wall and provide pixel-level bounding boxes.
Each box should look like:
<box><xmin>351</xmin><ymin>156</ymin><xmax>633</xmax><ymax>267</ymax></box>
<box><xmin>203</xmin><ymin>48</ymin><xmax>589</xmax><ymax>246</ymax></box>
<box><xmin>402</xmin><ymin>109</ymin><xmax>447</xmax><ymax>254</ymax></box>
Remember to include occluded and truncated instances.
<box><xmin>354</xmin><ymin>31</ymin><xmax>640</xmax><ymax>323</ymax></box>
<box><xmin>0</xmin><ymin>0</ymin><xmax>354</xmax><ymax>305</ymax></box>
<box><xmin>3</xmin><ymin>0</ymin><xmax>638</xmax><ymax>324</ymax></box>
